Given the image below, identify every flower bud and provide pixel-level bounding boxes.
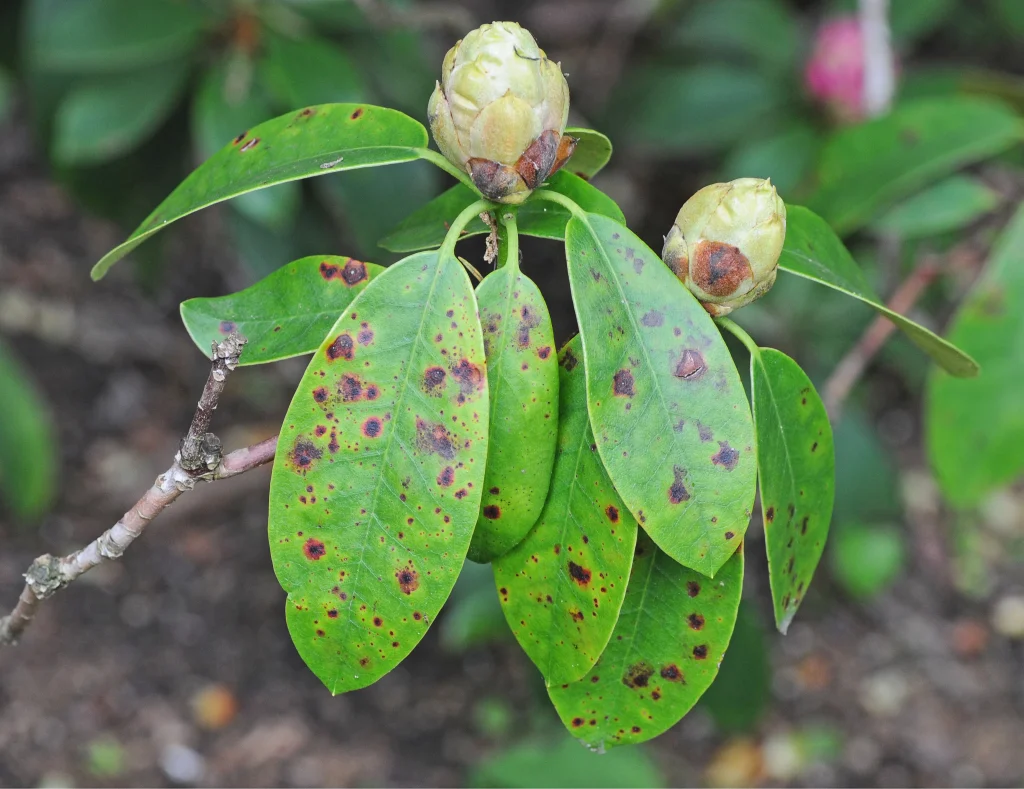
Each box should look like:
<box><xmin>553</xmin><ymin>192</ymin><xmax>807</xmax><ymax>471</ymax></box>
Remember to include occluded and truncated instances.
<box><xmin>662</xmin><ymin>178</ymin><xmax>786</xmax><ymax>317</ymax></box>
<box><xmin>427</xmin><ymin>21</ymin><xmax>576</xmax><ymax>205</ymax></box>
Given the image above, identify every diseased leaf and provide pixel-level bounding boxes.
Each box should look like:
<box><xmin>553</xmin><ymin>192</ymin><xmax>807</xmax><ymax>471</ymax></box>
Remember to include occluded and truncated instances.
<box><xmin>564</xmin><ymin>127</ymin><xmax>613</xmax><ymax>179</ymax></box>
<box><xmin>0</xmin><ymin>340</ymin><xmax>57</xmax><ymax>521</ymax></box>
<box><xmin>751</xmin><ymin>348</ymin><xmax>834</xmax><ymax>633</ymax></box>
<box><xmin>53</xmin><ymin>60</ymin><xmax>189</xmax><ymax>165</ymax></box>
<box><xmin>927</xmin><ymin>203</ymin><xmax>1024</xmax><ymax>507</ymax></box>
<box><xmin>808</xmin><ymin>97</ymin><xmax>1022</xmax><ymax>234</ymax></box>
<box><xmin>493</xmin><ymin>337</ymin><xmax>638</xmax><ymax>685</ymax></box>
<box><xmin>180</xmin><ymin>255</ymin><xmax>383</xmax><ymax>365</ymax></box>
<box><xmin>469</xmin><ymin>265</ymin><xmax>558</xmax><ymax>562</ymax></box>
<box><xmin>567</xmin><ymin>213</ymin><xmax>756</xmax><ymax>577</ymax></box>
<box><xmin>781</xmin><ymin>205</ymin><xmax>979</xmax><ymax>377</ymax></box>
<box><xmin>92</xmin><ymin>103</ymin><xmax>428</xmax><ymax>279</ymax></box>
<box><xmin>192</xmin><ymin>60</ymin><xmax>300</xmax><ymax>232</ymax></box>
<box><xmin>549</xmin><ymin>531</ymin><xmax>743</xmax><ymax>748</ymax></box>
<box><xmin>378</xmin><ymin>171</ymin><xmax>624</xmax><ymax>254</ymax></box>
<box><xmin>268</xmin><ymin>250</ymin><xmax>489</xmax><ymax>693</ymax></box>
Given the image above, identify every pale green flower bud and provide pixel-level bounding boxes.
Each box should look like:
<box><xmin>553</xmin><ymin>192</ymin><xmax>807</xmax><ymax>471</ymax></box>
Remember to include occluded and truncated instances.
<box><xmin>662</xmin><ymin>178</ymin><xmax>787</xmax><ymax>316</ymax></box>
<box><xmin>427</xmin><ymin>21</ymin><xmax>576</xmax><ymax>205</ymax></box>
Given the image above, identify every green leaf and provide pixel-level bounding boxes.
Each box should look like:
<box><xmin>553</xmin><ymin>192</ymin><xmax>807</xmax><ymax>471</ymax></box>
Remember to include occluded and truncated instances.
<box><xmin>870</xmin><ymin>175</ymin><xmax>999</xmax><ymax>240</ymax></box>
<box><xmin>378</xmin><ymin>171</ymin><xmax>625</xmax><ymax>254</ymax></box>
<box><xmin>673</xmin><ymin>0</ymin><xmax>799</xmax><ymax>74</ymax></box>
<box><xmin>549</xmin><ymin>530</ymin><xmax>743</xmax><ymax>747</ymax></box>
<box><xmin>52</xmin><ymin>60</ymin><xmax>189</xmax><ymax>166</ymax></box>
<box><xmin>698</xmin><ymin>602</ymin><xmax>770</xmax><ymax>733</ymax></box>
<box><xmin>780</xmin><ymin>205</ymin><xmax>979</xmax><ymax>377</ymax></box>
<box><xmin>261</xmin><ymin>31</ymin><xmax>367</xmax><ymax>108</ymax></box>
<box><xmin>0</xmin><ymin>67</ymin><xmax>14</xmax><ymax>124</ymax></box>
<box><xmin>833</xmin><ymin>408</ymin><xmax>902</xmax><ymax>523</ymax></box>
<box><xmin>469</xmin><ymin>266</ymin><xmax>558</xmax><ymax>563</ymax></box>
<box><xmin>751</xmin><ymin>348</ymin><xmax>834</xmax><ymax>633</ymax></box>
<box><xmin>564</xmin><ymin>127</ymin><xmax>613</xmax><ymax>180</ymax></box>
<box><xmin>470</xmin><ymin>735</ymin><xmax>665</xmax><ymax>788</ymax></box>
<box><xmin>612</xmin><ymin>65</ymin><xmax>786</xmax><ymax>154</ymax></box>
<box><xmin>26</xmin><ymin>0</ymin><xmax>206</xmax><ymax>72</ymax></box>
<box><xmin>493</xmin><ymin>337</ymin><xmax>639</xmax><ymax>685</ymax></box>
<box><xmin>830</xmin><ymin>522</ymin><xmax>906</xmax><ymax>599</ymax></box>
<box><xmin>927</xmin><ymin>203</ymin><xmax>1024</xmax><ymax>508</ymax></box>
<box><xmin>316</xmin><ymin>160</ymin><xmax>440</xmax><ymax>258</ymax></box>
<box><xmin>721</xmin><ymin>124</ymin><xmax>820</xmax><ymax>196</ymax></box>
<box><xmin>192</xmin><ymin>60</ymin><xmax>300</xmax><ymax>232</ymax></box>
<box><xmin>92</xmin><ymin>103</ymin><xmax>429</xmax><ymax>280</ymax></box>
<box><xmin>889</xmin><ymin>0</ymin><xmax>957</xmax><ymax>43</ymax></box>
<box><xmin>0</xmin><ymin>340</ymin><xmax>57</xmax><ymax>521</ymax></box>
<box><xmin>180</xmin><ymin>255</ymin><xmax>383</xmax><ymax>365</ymax></box>
<box><xmin>808</xmin><ymin>97</ymin><xmax>1023</xmax><ymax>234</ymax></box>
<box><xmin>439</xmin><ymin>561</ymin><xmax>509</xmax><ymax>652</ymax></box>
<box><xmin>268</xmin><ymin>250</ymin><xmax>489</xmax><ymax>693</ymax></box>
<box><xmin>567</xmin><ymin>214</ymin><xmax>756</xmax><ymax>577</ymax></box>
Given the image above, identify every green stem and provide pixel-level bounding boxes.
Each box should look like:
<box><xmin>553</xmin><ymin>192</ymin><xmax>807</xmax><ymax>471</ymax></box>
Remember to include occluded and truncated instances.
<box><xmin>715</xmin><ymin>316</ymin><xmax>760</xmax><ymax>356</ymax></box>
<box><xmin>532</xmin><ymin>189</ymin><xmax>586</xmax><ymax>219</ymax></box>
<box><xmin>500</xmin><ymin>210</ymin><xmax>520</xmax><ymax>274</ymax></box>
<box><xmin>416</xmin><ymin>148</ymin><xmax>474</xmax><ymax>189</ymax></box>
<box><xmin>439</xmin><ymin>198</ymin><xmax>494</xmax><ymax>263</ymax></box>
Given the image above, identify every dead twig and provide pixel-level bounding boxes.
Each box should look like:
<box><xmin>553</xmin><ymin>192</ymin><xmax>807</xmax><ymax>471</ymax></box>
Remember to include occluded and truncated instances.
<box><xmin>0</xmin><ymin>334</ymin><xmax>278</xmax><ymax>646</ymax></box>
<box><xmin>822</xmin><ymin>262</ymin><xmax>941</xmax><ymax>419</ymax></box>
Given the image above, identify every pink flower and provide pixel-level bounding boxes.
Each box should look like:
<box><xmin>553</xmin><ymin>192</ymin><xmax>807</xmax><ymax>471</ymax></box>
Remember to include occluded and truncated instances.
<box><xmin>804</xmin><ymin>16</ymin><xmax>868</xmax><ymax>122</ymax></box>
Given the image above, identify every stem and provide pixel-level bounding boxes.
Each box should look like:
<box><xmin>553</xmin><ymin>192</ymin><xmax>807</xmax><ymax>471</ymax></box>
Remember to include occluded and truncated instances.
<box><xmin>532</xmin><ymin>188</ymin><xmax>587</xmax><ymax>219</ymax></box>
<box><xmin>439</xmin><ymin>198</ymin><xmax>493</xmax><ymax>263</ymax></box>
<box><xmin>0</xmin><ymin>336</ymin><xmax>279</xmax><ymax>647</ymax></box>
<box><xmin>500</xmin><ymin>210</ymin><xmax>520</xmax><ymax>274</ymax></box>
<box><xmin>416</xmin><ymin>147</ymin><xmax>474</xmax><ymax>189</ymax></box>
<box><xmin>715</xmin><ymin>316</ymin><xmax>759</xmax><ymax>357</ymax></box>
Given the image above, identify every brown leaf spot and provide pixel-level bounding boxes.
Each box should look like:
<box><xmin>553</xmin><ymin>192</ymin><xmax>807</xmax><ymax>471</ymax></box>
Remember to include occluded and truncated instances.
<box><xmin>622</xmin><ymin>661</ymin><xmax>654</xmax><ymax>688</ymax></box>
<box><xmin>339</xmin><ymin>373</ymin><xmax>363</xmax><ymax>402</ymax></box>
<box><xmin>537</xmin><ymin>346</ymin><xmax>551</xmax><ymax>359</ymax></box>
<box><xmin>560</xmin><ymin>348</ymin><xmax>579</xmax><ymax>372</ymax></box>
<box><xmin>341</xmin><ymin>259</ymin><xmax>368</xmax><ymax>286</ymax></box>
<box><xmin>313</xmin><ymin>386</ymin><xmax>330</xmax><ymax>404</ymax></box>
<box><xmin>712</xmin><ymin>441</ymin><xmax>740</xmax><ymax>470</ymax></box>
<box><xmin>688</xmin><ymin>613</ymin><xmax>705</xmax><ymax>630</ymax></box>
<box><xmin>320</xmin><ymin>261</ymin><xmax>340</xmax><ymax>280</ymax></box>
<box><xmin>765</xmin><ymin>506</ymin><xmax>775</xmax><ymax>524</ymax></box>
<box><xmin>641</xmin><ymin>310</ymin><xmax>663</xmax><ymax>327</ymax></box>
<box><xmin>451</xmin><ymin>358</ymin><xmax>484</xmax><ymax>399</ymax></box>
<box><xmin>568</xmin><ymin>561</ymin><xmax>592</xmax><ymax>587</ymax></box>
<box><xmin>240</xmin><ymin>137</ymin><xmax>260</xmax><ymax>152</ymax></box>
<box><xmin>674</xmin><ymin>349</ymin><xmax>706</xmax><ymax>380</ymax></box>
<box><xmin>423</xmin><ymin>366</ymin><xmax>446</xmax><ymax>395</ymax></box>
<box><xmin>436</xmin><ymin>466</ymin><xmax>455</xmax><ymax>487</ymax></box>
<box><xmin>669</xmin><ymin>465</ymin><xmax>690</xmax><ymax>504</ymax></box>
<box><xmin>350</xmin><ymin>107</ymin><xmax>364</xmax><ymax>120</ymax></box>
<box><xmin>483</xmin><ymin>505</ymin><xmax>501</xmax><ymax>520</ymax></box>
<box><xmin>613</xmin><ymin>369</ymin><xmax>635</xmax><ymax>397</ymax></box>
<box><xmin>606</xmin><ymin>505</ymin><xmax>619</xmax><ymax>523</ymax></box>
<box><xmin>517</xmin><ymin>305</ymin><xmax>542</xmax><ymax>349</ymax></box>
<box><xmin>693</xmin><ymin>644</ymin><xmax>708</xmax><ymax>660</ymax></box>
<box><xmin>361</xmin><ymin>417</ymin><xmax>383</xmax><ymax>438</ymax></box>
<box><xmin>686</xmin><ymin>581</ymin><xmax>700</xmax><ymax>598</ymax></box>
<box><xmin>290</xmin><ymin>438</ymin><xmax>322</xmax><ymax>472</ymax></box>
<box><xmin>303</xmin><ymin>538</ymin><xmax>326</xmax><ymax>560</ymax></box>
<box><xmin>415</xmin><ymin>419</ymin><xmax>455</xmax><ymax>459</ymax></box>
<box><xmin>326</xmin><ymin>333</ymin><xmax>354</xmax><ymax>361</ymax></box>
<box><xmin>396</xmin><ymin>566</ymin><xmax>419</xmax><ymax>595</ymax></box>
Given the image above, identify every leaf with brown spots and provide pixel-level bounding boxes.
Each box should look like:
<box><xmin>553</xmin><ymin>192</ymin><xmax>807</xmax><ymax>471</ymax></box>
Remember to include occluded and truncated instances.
<box><xmin>493</xmin><ymin>337</ymin><xmax>638</xmax><ymax>685</ymax></box>
<box><xmin>548</xmin><ymin>531</ymin><xmax>743</xmax><ymax>748</ymax></box>
<box><xmin>468</xmin><ymin>263</ymin><xmax>558</xmax><ymax>563</ymax></box>
<box><xmin>181</xmin><ymin>256</ymin><xmax>382</xmax><ymax>365</ymax></box>
<box><xmin>566</xmin><ymin>213</ymin><xmax>756</xmax><ymax>577</ymax></box>
<box><xmin>268</xmin><ymin>250</ymin><xmax>489</xmax><ymax>693</ymax></box>
<box><xmin>93</xmin><ymin>103</ymin><xmax>428</xmax><ymax>279</ymax></box>
<box><xmin>750</xmin><ymin>347</ymin><xmax>834</xmax><ymax>633</ymax></box>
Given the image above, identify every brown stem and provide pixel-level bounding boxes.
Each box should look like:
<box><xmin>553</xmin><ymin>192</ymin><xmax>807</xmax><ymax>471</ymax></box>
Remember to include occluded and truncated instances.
<box><xmin>0</xmin><ymin>335</ymin><xmax>278</xmax><ymax>647</ymax></box>
<box><xmin>823</xmin><ymin>262</ymin><xmax>940</xmax><ymax>418</ymax></box>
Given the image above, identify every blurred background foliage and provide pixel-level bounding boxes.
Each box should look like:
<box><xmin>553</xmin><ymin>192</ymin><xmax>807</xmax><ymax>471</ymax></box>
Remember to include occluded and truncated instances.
<box><xmin>0</xmin><ymin>0</ymin><xmax>1022</xmax><ymax>786</ymax></box>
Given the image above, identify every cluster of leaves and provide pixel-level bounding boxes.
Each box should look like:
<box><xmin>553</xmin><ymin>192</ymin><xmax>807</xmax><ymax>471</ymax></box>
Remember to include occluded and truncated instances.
<box><xmin>16</xmin><ymin>0</ymin><xmax>437</xmax><ymax>271</ymax></box>
<box><xmin>88</xmin><ymin>77</ymin><xmax>988</xmax><ymax>745</ymax></box>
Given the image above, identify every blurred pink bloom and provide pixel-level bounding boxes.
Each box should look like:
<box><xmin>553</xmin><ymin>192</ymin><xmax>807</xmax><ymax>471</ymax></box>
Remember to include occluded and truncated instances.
<box><xmin>805</xmin><ymin>16</ymin><xmax>869</xmax><ymax>122</ymax></box>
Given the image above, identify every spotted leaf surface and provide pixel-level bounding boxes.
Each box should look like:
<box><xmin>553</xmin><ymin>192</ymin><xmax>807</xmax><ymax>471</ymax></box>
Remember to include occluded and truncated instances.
<box><xmin>378</xmin><ymin>171</ymin><xmax>624</xmax><ymax>254</ymax></box>
<box><xmin>468</xmin><ymin>265</ymin><xmax>558</xmax><ymax>563</ymax></box>
<box><xmin>751</xmin><ymin>348</ymin><xmax>834</xmax><ymax>633</ymax></box>
<box><xmin>549</xmin><ymin>531</ymin><xmax>743</xmax><ymax>748</ymax></box>
<box><xmin>93</xmin><ymin>103</ymin><xmax>427</xmax><ymax>279</ymax></box>
<box><xmin>268</xmin><ymin>250</ymin><xmax>489</xmax><ymax>693</ymax></box>
<box><xmin>781</xmin><ymin>205</ymin><xmax>978</xmax><ymax>377</ymax></box>
<box><xmin>493</xmin><ymin>337</ymin><xmax>638</xmax><ymax>685</ymax></box>
<box><xmin>566</xmin><ymin>213</ymin><xmax>756</xmax><ymax>577</ymax></box>
<box><xmin>181</xmin><ymin>256</ymin><xmax>383</xmax><ymax>365</ymax></box>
